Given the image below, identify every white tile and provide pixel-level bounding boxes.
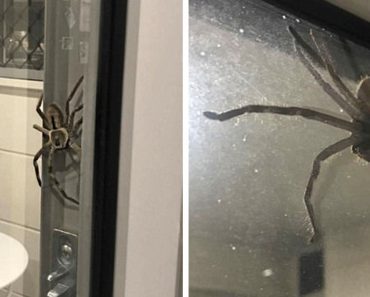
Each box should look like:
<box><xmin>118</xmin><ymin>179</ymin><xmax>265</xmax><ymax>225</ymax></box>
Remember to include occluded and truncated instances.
<box><xmin>0</xmin><ymin>91</ymin><xmax>42</xmax><ymax>156</ymax></box>
<box><xmin>0</xmin><ymin>151</ymin><xmax>40</xmax><ymax>230</ymax></box>
<box><xmin>0</xmin><ymin>289</ymin><xmax>25</xmax><ymax>297</ymax></box>
<box><xmin>0</xmin><ymin>221</ymin><xmax>39</xmax><ymax>297</ymax></box>
<box><xmin>0</xmin><ymin>78</ymin><xmax>43</xmax><ymax>90</ymax></box>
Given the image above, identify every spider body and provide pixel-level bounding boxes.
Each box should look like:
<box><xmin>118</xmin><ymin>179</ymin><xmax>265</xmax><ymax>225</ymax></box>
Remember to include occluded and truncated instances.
<box><xmin>33</xmin><ymin>76</ymin><xmax>84</xmax><ymax>205</ymax></box>
<box><xmin>204</xmin><ymin>27</ymin><xmax>370</xmax><ymax>243</ymax></box>
<box><xmin>45</xmin><ymin>104</ymin><xmax>69</xmax><ymax>149</ymax></box>
<box><xmin>352</xmin><ymin>137</ymin><xmax>370</xmax><ymax>162</ymax></box>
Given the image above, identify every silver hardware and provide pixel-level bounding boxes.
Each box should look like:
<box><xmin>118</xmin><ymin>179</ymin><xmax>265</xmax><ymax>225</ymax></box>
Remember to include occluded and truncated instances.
<box><xmin>59</xmin><ymin>243</ymin><xmax>73</xmax><ymax>266</ymax></box>
<box><xmin>47</xmin><ymin>266</ymin><xmax>71</xmax><ymax>282</ymax></box>
<box><xmin>47</xmin><ymin>229</ymin><xmax>78</xmax><ymax>297</ymax></box>
<box><xmin>47</xmin><ymin>279</ymin><xmax>75</xmax><ymax>297</ymax></box>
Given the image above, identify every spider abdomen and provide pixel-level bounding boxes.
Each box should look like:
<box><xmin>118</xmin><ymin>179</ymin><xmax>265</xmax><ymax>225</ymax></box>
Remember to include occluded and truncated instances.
<box><xmin>46</xmin><ymin>103</ymin><xmax>64</xmax><ymax>129</ymax></box>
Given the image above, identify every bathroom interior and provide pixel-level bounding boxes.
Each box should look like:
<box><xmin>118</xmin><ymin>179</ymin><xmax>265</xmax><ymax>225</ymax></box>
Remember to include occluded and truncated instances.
<box><xmin>0</xmin><ymin>0</ymin><xmax>92</xmax><ymax>296</ymax></box>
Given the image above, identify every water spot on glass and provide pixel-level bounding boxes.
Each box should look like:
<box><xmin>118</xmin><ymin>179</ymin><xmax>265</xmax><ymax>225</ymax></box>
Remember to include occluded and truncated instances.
<box><xmin>282</xmin><ymin>15</ymin><xmax>287</xmax><ymax>20</ymax></box>
<box><xmin>284</xmin><ymin>213</ymin><xmax>288</xmax><ymax>217</ymax></box>
<box><xmin>340</xmin><ymin>108</ymin><xmax>344</xmax><ymax>113</ymax></box>
<box><xmin>216</xmin><ymin>43</ymin><xmax>221</xmax><ymax>48</ymax></box>
<box><xmin>296</xmin><ymin>18</ymin><xmax>301</xmax><ymax>23</ymax></box>
<box><xmin>217</xmin><ymin>199</ymin><xmax>222</xmax><ymax>204</ymax></box>
<box><xmin>200</xmin><ymin>51</ymin><xmax>206</xmax><ymax>56</ymax></box>
<box><xmin>254</xmin><ymin>168</ymin><xmax>259</xmax><ymax>173</ymax></box>
<box><xmin>262</xmin><ymin>268</ymin><xmax>274</xmax><ymax>277</ymax></box>
<box><xmin>230</xmin><ymin>245</ymin><xmax>236</xmax><ymax>251</ymax></box>
<box><xmin>242</xmin><ymin>135</ymin><xmax>247</xmax><ymax>142</ymax></box>
<box><xmin>239</xmin><ymin>28</ymin><xmax>244</xmax><ymax>34</ymax></box>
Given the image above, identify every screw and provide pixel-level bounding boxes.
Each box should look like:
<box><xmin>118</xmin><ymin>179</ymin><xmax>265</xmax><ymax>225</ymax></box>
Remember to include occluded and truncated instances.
<box><xmin>60</xmin><ymin>243</ymin><xmax>73</xmax><ymax>263</ymax></box>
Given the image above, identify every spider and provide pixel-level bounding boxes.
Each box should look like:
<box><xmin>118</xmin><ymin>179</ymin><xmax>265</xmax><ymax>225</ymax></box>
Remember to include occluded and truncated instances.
<box><xmin>204</xmin><ymin>26</ymin><xmax>370</xmax><ymax>243</ymax></box>
<box><xmin>33</xmin><ymin>76</ymin><xmax>84</xmax><ymax>205</ymax></box>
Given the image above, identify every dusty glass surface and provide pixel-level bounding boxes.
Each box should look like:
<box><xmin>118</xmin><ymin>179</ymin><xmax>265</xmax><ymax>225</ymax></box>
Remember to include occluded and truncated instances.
<box><xmin>189</xmin><ymin>0</ymin><xmax>370</xmax><ymax>296</ymax></box>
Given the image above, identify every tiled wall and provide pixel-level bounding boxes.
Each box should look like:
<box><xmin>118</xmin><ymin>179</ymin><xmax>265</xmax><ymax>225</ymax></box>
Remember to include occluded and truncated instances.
<box><xmin>0</xmin><ymin>78</ymin><xmax>43</xmax><ymax>297</ymax></box>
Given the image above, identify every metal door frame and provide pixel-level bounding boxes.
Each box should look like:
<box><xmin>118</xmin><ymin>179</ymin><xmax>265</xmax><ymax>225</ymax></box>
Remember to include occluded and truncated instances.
<box><xmin>89</xmin><ymin>0</ymin><xmax>128</xmax><ymax>296</ymax></box>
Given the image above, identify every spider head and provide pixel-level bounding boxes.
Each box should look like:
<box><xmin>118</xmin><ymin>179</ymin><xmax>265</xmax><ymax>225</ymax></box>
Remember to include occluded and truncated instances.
<box><xmin>50</xmin><ymin>128</ymin><xmax>69</xmax><ymax>149</ymax></box>
<box><xmin>352</xmin><ymin>140</ymin><xmax>370</xmax><ymax>162</ymax></box>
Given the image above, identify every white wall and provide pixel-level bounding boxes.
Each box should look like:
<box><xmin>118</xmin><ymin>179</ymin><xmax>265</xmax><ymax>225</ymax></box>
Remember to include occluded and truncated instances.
<box><xmin>0</xmin><ymin>78</ymin><xmax>42</xmax><ymax>297</ymax></box>
<box><xmin>113</xmin><ymin>0</ymin><xmax>182</xmax><ymax>296</ymax></box>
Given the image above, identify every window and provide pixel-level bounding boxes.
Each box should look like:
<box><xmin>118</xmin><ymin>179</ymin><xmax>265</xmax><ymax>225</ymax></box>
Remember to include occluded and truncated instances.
<box><xmin>0</xmin><ymin>0</ymin><xmax>44</xmax><ymax>80</ymax></box>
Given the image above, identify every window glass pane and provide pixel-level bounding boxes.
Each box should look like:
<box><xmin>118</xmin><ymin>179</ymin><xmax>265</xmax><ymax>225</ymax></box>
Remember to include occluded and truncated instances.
<box><xmin>190</xmin><ymin>0</ymin><xmax>370</xmax><ymax>296</ymax></box>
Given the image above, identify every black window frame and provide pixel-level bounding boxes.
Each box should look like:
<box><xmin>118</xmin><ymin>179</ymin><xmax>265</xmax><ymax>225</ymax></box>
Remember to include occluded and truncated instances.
<box><xmin>90</xmin><ymin>0</ymin><xmax>128</xmax><ymax>296</ymax></box>
<box><xmin>264</xmin><ymin>0</ymin><xmax>370</xmax><ymax>47</ymax></box>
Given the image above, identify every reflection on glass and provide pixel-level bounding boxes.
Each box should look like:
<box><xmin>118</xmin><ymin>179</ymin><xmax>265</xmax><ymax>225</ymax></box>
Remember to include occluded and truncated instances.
<box><xmin>190</xmin><ymin>0</ymin><xmax>370</xmax><ymax>296</ymax></box>
<box><xmin>0</xmin><ymin>0</ymin><xmax>44</xmax><ymax>71</ymax></box>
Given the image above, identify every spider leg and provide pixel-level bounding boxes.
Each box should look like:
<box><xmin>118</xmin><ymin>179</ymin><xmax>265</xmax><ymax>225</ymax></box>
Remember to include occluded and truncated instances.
<box><xmin>288</xmin><ymin>26</ymin><xmax>324</xmax><ymax>66</ymax></box>
<box><xmin>304</xmin><ymin>135</ymin><xmax>360</xmax><ymax>242</ymax></box>
<box><xmin>36</xmin><ymin>93</ymin><xmax>51</xmax><ymax>129</ymax></box>
<box><xmin>33</xmin><ymin>124</ymin><xmax>49</xmax><ymax>136</ymax></box>
<box><xmin>68</xmin><ymin>104</ymin><xmax>83</xmax><ymax>131</ymax></box>
<box><xmin>71</xmin><ymin>117</ymin><xmax>83</xmax><ymax>138</ymax></box>
<box><xmin>65</xmin><ymin>76</ymin><xmax>84</xmax><ymax>122</ymax></box>
<box><xmin>288</xmin><ymin>26</ymin><xmax>365</xmax><ymax>121</ymax></box>
<box><xmin>309</xmin><ymin>30</ymin><xmax>370</xmax><ymax>114</ymax></box>
<box><xmin>204</xmin><ymin>105</ymin><xmax>360</xmax><ymax>132</ymax></box>
<box><xmin>33</xmin><ymin>142</ymin><xmax>51</xmax><ymax>186</ymax></box>
<box><xmin>69</xmin><ymin>142</ymin><xmax>81</xmax><ymax>162</ymax></box>
<box><xmin>47</xmin><ymin>148</ymin><xmax>80</xmax><ymax>205</ymax></box>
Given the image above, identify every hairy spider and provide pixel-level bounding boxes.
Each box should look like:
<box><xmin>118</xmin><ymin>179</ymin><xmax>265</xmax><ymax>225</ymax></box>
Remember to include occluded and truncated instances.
<box><xmin>33</xmin><ymin>76</ymin><xmax>84</xmax><ymax>205</ymax></box>
<box><xmin>204</xmin><ymin>26</ymin><xmax>370</xmax><ymax>243</ymax></box>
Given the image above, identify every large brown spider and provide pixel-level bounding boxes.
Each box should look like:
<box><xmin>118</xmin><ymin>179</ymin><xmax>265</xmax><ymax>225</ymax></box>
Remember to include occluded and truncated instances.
<box><xmin>33</xmin><ymin>76</ymin><xmax>84</xmax><ymax>205</ymax></box>
<box><xmin>204</xmin><ymin>26</ymin><xmax>370</xmax><ymax>243</ymax></box>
